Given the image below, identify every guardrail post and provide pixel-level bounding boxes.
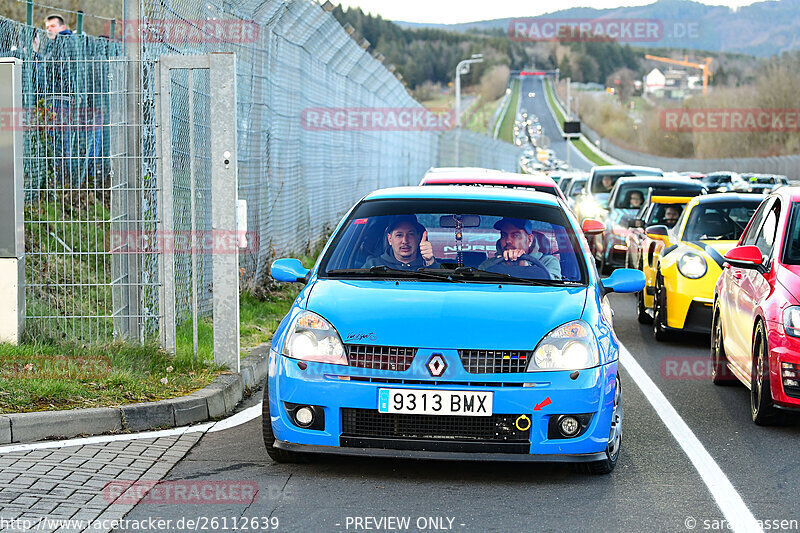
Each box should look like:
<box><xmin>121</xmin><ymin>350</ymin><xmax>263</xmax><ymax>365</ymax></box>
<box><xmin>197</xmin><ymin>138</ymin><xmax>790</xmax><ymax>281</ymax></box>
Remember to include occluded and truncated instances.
<box><xmin>0</xmin><ymin>58</ymin><xmax>25</xmax><ymax>344</ymax></box>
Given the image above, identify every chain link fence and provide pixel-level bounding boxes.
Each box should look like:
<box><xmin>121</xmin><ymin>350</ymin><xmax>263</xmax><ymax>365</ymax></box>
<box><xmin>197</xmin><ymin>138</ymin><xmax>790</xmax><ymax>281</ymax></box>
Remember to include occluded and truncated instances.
<box><xmin>0</xmin><ymin>0</ymin><xmax>521</xmax><ymax>344</ymax></box>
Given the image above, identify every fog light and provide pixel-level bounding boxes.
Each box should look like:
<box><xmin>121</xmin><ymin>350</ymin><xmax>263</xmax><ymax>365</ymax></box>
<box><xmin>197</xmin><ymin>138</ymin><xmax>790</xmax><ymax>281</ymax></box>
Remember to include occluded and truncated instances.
<box><xmin>295</xmin><ymin>407</ymin><xmax>314</xmax><ymax>427</ymax></box>
<box><xmin>559</xmin><ymin>416</ymin><xmax>580</xmax><ymax>437</ymax></box>
<box><xmin>784</xmin><ymin>379</ymin><xmax>799</xmax><ymax>387</ymax></box>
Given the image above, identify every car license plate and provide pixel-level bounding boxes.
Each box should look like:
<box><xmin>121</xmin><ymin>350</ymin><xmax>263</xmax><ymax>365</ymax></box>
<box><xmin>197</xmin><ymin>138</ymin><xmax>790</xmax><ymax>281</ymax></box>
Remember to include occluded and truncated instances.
<box><xmin>378</xmin><ymin>388</ymin><xmax>493</xmax><ymax>416</ymax></box>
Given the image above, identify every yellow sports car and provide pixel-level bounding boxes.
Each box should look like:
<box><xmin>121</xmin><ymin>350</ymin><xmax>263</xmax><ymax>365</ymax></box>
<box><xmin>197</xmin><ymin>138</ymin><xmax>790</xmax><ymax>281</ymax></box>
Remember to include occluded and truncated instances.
<box><xmin>627</xmin><ymin>192</ymin><xmax>699</xmax><ymax>324</ymax></box>
<box><xmin>646</xmin><ymin>194</ymin><xmax>762</xmax><ymax>340</ymax></box>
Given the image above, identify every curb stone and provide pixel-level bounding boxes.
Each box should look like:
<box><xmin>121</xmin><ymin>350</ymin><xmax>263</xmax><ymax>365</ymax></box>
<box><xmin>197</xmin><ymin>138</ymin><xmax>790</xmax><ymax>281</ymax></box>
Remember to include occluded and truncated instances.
<box><xmin>0</xmin><ymin>345</ymin><xmax>270</xmax><ymax>445</ymax></box>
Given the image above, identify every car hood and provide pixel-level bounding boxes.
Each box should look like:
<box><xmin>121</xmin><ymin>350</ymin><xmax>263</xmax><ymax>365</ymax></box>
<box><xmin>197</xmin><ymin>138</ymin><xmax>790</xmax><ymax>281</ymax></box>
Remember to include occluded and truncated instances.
<box><xmin>306</xmin><ymin>280</ymin><xmax>590</xmax><ymax>351</ymax></box>
<box><xmin>683</xmin><ymin>240</ymin><xmax>738</xmax><ymax>269</ymax></box>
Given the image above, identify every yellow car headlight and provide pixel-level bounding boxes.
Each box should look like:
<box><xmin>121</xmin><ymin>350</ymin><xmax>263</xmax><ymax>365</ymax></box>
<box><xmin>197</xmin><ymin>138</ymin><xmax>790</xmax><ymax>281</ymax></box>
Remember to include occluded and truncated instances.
<box><xmin>677</xmin><ymin>251</ymin><xmax>707</xmax><ymax>279</ymax></box>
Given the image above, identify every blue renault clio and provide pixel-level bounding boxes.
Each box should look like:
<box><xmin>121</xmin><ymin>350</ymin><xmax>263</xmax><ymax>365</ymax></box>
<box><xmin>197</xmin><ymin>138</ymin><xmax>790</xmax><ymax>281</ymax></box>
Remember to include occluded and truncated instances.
<box><xmin>264</xmin><ymin>186</ymin><xmax>644</xmax><ymax>473</ymax></box>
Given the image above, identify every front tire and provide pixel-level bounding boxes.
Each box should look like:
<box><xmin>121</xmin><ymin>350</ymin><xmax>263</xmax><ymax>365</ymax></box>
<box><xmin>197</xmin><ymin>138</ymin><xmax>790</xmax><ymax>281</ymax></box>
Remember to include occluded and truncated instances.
<box><xmin>261</xmin><ymin>378</ymin><xmax>310</xmax><ymax>463</ymax></box>
<box><xmin>652</xmin><ymin>272</ymin><xmax>671</xmax><ymax>342</ymax></box>
<box><xmin>636</xmin><ymin>260</ymin><xmax>653</xmax><ymax>325</ymax></box>
<box><xmin>711</xmin><ymin>306</ymin><xmax>734</xmax><ymax>385</ymax></box>
<box><xmin>751</xmin><ymin>322</ymin><xmax>779</xmax><ymax>426</ymax></box>
<box><xmin>587</xmin><ymin>376</ymin><xmax>622</xmax><ymax>475</ymax></box>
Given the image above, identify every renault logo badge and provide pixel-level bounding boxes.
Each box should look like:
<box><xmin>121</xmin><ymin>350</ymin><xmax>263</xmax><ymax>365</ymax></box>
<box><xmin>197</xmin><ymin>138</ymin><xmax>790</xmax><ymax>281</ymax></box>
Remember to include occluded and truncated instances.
<box><xmin>427</xmin><ymin>354</ymin><xmax>447</xmax><ymax>377</ymax></box>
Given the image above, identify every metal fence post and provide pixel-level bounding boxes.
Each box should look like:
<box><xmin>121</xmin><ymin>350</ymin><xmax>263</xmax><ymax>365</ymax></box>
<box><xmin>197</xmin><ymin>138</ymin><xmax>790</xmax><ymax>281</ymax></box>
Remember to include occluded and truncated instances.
<box><xmin>0</xmin><ymin>58</ymin><xmax>25</xmax><ymax>344</ymax></box>
<box><xmin>210</xmin><ymin>53</ymin><xmax>240</xmax><ymax>372</ymax></box>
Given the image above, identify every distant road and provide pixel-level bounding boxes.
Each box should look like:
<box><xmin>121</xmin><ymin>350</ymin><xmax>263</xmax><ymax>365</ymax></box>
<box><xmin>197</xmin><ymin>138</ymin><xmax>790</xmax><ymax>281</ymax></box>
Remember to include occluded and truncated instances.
<box><xmin>518</xmin><ymin>76</ymin><xmax>594</xmax><ymax>172</ymax></box>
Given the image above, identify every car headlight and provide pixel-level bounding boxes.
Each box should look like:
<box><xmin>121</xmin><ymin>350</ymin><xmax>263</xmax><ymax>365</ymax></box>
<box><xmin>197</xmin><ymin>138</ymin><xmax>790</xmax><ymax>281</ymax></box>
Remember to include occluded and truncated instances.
<box><xmin>530</xmin><ymin>320</ymin><xmax>599</xmax><ymax>371</ymax></box>
<box><xmin>783</xmin><ymin>306</ymin><xmax>800</xmax><ymax>338</ymax></box>
<box><xmin>579</xmin><ymin>199</ymin><xmax>608</xmax><ymax>220</ymax></box>
<box><xmin>282</xmin><ymin>311</ymin><xmax>347</xmax><ymax>365</ymax></box>
<box><xmin>677</xmin><ymin>251</ymin><xmax>707</xmax><ymax>279</ymax></box>
<box><xmin>717</xmin><ymin>186</ymin><xmax>728</xmax><ymax>192</ymax></box>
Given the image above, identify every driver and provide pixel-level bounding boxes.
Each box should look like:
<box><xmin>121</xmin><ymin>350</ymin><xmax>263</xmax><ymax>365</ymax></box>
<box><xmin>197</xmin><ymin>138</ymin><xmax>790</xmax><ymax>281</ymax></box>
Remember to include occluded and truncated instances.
<box><xmin>663</xmin><ymin>206</ymin><xmax>681</xmax><ymax>228</ymax></box>
<box><xmin>629</xmin><ymin>190</ymin><xmax>644</xmax><ymax>209</ymax></box>
<box><xmin>478</xmin><ymin>218</ymin><xmax>561</xmax><ymax>279</ymax></box>
<box><xmin>363</xmin><ymin>215</ymin><xmax>438</xmax><ymax>270</ymax></box>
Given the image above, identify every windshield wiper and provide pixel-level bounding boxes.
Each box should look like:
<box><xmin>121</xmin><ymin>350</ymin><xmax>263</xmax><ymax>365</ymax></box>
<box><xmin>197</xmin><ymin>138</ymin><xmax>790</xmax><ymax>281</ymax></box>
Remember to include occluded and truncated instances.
<box><xmin>326</xmin><ymin>265</ymin><xmax>461</xmax><ymax>282</ymax></box>
<box><xmin>449</xmin><ymin>266</ymin><xmax>578</xmax><ymax>286</ymax></box>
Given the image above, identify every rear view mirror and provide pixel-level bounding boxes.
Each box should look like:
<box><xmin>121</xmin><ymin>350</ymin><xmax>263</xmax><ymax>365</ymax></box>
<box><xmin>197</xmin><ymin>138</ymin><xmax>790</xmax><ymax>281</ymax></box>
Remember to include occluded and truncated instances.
<box><xmin>440</xmin><ymin>215</ymin><xmax>481</xmax><ymax>228</ymax></box>
<box><xmin>582</xmin><ymin>219</ymin><xmax>605</xmax><ymax>235</ymax></box>
<box><xmin>645</xmin><ymin>225</ymin><xmax>670</xmax><ymax>242</ymax></box>
<box><xmin>724</xmin><ymin>245</ymin><xmax>765</xmax><ymax>272</ymax></box>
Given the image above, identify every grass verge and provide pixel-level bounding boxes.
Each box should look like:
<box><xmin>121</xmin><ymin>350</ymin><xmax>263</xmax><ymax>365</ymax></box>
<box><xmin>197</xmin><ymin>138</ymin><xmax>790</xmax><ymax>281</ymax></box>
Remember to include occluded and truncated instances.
<box><xmin>543</xmin><ymin>78</ymin><xmax>611</xmax><ymax>166</ymax></box>
<box><xmin>0</xmin><ymin>340</ymin><xmax>223</xmax><ymax>414</ymax></box>
<box><xmin>497</xmin><ymin>79</ymin><xmax>520</xmax><ymax>143</ymax></box>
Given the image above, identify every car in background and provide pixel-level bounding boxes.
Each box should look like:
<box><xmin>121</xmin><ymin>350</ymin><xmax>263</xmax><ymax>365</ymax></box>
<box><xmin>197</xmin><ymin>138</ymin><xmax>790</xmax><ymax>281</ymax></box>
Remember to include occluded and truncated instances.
<box><xmin>565</xmin><ymin>177</ymin><xmax>589</xmax><ymax>212</ymax></box>
<box><xmin>575</xmin><ymin>165</ymin><xmax>663</xmax><ymax>227</ymax></box>
<box><xmin>420</xmin><ymin>168</ymin><xmax>566</xmax><ymax>202</ymax></box>
<box><xmin>680</xmin><ymin>171</ymin><xmax>706</xmax><ymax>180</ymax></box>
<box><xmin>647</xmin><ymin>194</ymin><xmax>762</xmax><ymax>340</ymax></box>
<box><xmin>266</xmin><ymin>185</ymin><xmax>645</xmax><ymax>472</ymax></box>
<box><xmin>592</xmin><ymin>176</ymin><xmax>705</xmax><ymax>273</ymax></box>
<box><xmin>626</xmin><ymin>189</ymin><xmax>705</xmax><ymax>323</ymax></box>
<box><xmin>701</xmin><ymin>171</ymin><xmax>745</xmax><ymax>193</ymax></box>
<box><xmin>713</xmin><ymin>188</ymin><xmax>800</xmax><ymax>424</ymax></box>
<box><xmin>735</xmin><ymin>174</ymin><xmax>790</xmax><ymax>195</ymax></box>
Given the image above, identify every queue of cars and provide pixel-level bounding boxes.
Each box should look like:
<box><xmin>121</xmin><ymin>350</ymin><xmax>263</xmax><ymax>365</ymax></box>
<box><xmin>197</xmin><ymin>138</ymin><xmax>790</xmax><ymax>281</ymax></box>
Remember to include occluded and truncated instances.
<box><xmin>262</xmin><ymin>164</ymin><xmax>796</xmax><ymax>474</ymax></box>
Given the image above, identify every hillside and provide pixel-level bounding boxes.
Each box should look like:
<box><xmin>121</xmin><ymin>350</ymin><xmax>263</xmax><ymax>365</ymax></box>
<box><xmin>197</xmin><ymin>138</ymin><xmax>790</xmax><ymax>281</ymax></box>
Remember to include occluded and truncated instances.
<box><xmin>396</xmin><ymin>0</ymin><xmax>800</xmax><ymax>57</ymax></box>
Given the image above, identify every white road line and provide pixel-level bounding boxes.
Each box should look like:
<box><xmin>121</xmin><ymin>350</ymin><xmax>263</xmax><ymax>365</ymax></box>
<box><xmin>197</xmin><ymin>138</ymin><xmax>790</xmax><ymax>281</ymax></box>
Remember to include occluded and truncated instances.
<box><xmin>208</xmin><ymin>403</ymin><xmax>261</xmax><ymax>433</ymax></box>
<box><xmin>619</xmin><ymin>344</ymin><xmax>763</xmax><ymax>533</ymax></box>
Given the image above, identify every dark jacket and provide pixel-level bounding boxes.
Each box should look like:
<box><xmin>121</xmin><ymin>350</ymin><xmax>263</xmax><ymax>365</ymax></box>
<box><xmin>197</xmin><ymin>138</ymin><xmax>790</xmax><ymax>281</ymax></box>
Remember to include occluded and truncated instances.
<box><xmin>363</xmin><ymin>250</ymin><xmax>440</xmax><ymax>270</ymax></box>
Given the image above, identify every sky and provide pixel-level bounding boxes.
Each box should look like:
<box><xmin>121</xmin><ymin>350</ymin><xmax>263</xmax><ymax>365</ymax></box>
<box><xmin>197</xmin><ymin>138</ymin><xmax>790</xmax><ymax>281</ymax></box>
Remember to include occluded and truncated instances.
<box><xmin>336</xmin><ymin>0</ymin><xmax>768</xmax><ymax>24</ymax></box>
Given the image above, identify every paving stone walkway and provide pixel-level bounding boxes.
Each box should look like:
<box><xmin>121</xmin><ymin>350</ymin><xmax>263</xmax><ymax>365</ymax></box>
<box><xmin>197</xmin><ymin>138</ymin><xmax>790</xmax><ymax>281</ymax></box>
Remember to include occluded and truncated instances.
<box><xmin>0</xmin><ymin>433</ymin><xmax>202</xmax><ymax>533</ymax></box>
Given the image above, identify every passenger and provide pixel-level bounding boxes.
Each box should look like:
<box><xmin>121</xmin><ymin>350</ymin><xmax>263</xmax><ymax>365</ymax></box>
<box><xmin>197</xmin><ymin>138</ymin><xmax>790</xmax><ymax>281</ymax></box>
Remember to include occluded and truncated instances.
<box><xmin>601</xmin><ymin>175</ymin><xmax>615</xmax><ymax>192</ymax></box>
<box><xmin>363</xmin><ymin>215</ymin><xmax>438</xmax><ymax>270</ymax></box>
<box><xmin>479</xmin><ymin>218</ymin><xmax>561</xmax><ymax>279</ymax></box>
<box><xmin>663</xmin><ymin>206</ymin><xmax>681</xmax><ymax>228</ymax></box>
<box><xmin>629</xmin><ymin>190</ymin><xmax>644</xmax><ymax>209</ymax></box>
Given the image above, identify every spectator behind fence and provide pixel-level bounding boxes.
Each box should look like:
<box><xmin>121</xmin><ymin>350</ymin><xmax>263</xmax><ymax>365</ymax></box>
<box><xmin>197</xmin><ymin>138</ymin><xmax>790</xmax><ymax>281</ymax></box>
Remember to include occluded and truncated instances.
<box><xmin>32</xmin><ymin>14</ymin><xmax>79</xmax><ymax>184</ymax></box>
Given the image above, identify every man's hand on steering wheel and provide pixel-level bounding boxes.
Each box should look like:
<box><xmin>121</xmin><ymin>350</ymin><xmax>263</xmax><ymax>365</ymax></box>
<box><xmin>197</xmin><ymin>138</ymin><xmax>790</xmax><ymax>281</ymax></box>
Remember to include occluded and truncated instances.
<box><xmin>502</xmin><ymin>248</ymin><xmax>529</xmax><ymax>265</ymax></box>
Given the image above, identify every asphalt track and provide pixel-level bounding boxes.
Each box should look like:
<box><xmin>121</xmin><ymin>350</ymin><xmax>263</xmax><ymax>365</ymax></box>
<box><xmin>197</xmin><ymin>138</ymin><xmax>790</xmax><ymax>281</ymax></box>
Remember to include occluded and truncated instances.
<box><xmin>113</xmin><ymin>293</ymin><xmax>800</xmax><ymax>533</ymax></box>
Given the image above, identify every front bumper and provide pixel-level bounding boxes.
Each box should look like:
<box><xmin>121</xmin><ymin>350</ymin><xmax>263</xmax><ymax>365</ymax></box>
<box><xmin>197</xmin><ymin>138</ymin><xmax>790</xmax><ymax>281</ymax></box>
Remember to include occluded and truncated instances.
<box><xmin>766</xmin><ymin>326</ymin><xmax>800</xmax><ymax>408</ymax></box>
<box><xmin>267</xmin><ymin>350</ymin><xmax>619</xmax><ymax>459</ymax></box>
<box><xmin>663</xmin><ymin>269</ymin><xmax>718</xmax><ymax>332</ymax></box>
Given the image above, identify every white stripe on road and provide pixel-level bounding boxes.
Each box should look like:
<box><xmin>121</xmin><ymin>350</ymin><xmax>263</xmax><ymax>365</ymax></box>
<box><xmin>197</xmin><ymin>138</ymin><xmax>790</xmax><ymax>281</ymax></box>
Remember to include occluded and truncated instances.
<box><xmin>208</xmin><ymin>403</ymin><xmax>261</xmax><ymax>433</ymax></box>
<box><xmin>619</xmin><ymin>344</ymin><xmax>763</xmax><ymax>533</ymax></box>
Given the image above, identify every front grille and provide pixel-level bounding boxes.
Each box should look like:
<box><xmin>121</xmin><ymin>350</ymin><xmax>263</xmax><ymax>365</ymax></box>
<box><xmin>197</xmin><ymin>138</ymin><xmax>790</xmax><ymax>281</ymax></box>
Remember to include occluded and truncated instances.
<box><xmin>458</xmin><ymin>350</ymin><xmax>531</xmax><ymax>373</ymax></box>
<box><xmin>347</xmin><ymin>345</ymin><xmax>416</xmax><ymax>371</ymax></box>
<box><xmin>345</xmin><ymin>376</ymin><xmax>527</xmax><ymax>387</ymax></box>
<box><xmin>341</xmin><ymin>408</ymin><xmax>530</xmax><ymax>442</ymax></box>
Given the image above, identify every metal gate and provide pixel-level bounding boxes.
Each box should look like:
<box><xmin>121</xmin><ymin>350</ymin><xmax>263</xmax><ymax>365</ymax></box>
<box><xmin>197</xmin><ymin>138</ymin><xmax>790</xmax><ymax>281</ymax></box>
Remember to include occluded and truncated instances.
<box><xmin>156</xmin><ymin>53</ymin><xmax>240</xmax><ymax>371</ymax></box>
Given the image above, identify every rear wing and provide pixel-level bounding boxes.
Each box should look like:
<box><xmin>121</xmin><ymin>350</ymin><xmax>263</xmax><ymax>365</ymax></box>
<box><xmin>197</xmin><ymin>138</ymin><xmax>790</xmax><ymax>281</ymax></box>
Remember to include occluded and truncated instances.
<box><xmin>646</xmin><ymin>187</ymin><xmax>705</xmax><ymax>205</ymax></box>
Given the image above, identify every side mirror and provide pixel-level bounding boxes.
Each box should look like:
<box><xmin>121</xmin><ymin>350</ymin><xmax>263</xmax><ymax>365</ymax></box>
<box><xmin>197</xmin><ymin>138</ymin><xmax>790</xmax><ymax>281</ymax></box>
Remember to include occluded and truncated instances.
<box><xmin>271</xmin><ymin>258</ymin><xmax>311</xmax><ymax>283</ymax></box>
<box><xmin>724</xmin><ymin>245</ymin><xmax>765</xmax><ymax>272</ymax></box>
<box><xmin>602</xmin><ymin>269</ymin><xmax>646</xmax><ymax>294</ymax></box>
<box><xmin>645</xmin><ymin>224</ymin><xmax>670</xmax><ymax>242</ymax></box>
<box><xmin>627</xmin><ymin>218</ymin><xmax>645</xmax><ymax>229</ymax></box>
<box><xmin>582</xmin><ymin>219</ymin><xmax>605</xmax><ymax>235</ymax></box>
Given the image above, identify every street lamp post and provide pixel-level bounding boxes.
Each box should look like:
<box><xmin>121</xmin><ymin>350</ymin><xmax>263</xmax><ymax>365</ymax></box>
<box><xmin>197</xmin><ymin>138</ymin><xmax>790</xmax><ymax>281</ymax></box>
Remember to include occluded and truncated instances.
<box><xmin>455</xmin><ymin>54</ymin><xmax>483</xmax><ymax>128</ymax></box>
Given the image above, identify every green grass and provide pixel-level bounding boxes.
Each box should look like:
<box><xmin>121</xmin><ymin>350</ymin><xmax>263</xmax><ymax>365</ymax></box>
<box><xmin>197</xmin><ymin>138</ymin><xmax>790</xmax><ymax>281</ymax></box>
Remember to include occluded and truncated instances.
<box><xmin>464</xmin><ymin>95</ymin><xmax>503</xmax><ymax>134</ymax></box>
<box><xmin>497</xmin><ymin>79</ymin><xmax>520</xmax><ymax>143</ymax></box>
<box><xmin>0</xmin><ymin>340</ymin><xmax>222</xmax><ymax>413</ymax></box>
<box><xmin>543</xmin><ymin>78</ymin><xmax>612</xmax><ymax>167</ymax></box>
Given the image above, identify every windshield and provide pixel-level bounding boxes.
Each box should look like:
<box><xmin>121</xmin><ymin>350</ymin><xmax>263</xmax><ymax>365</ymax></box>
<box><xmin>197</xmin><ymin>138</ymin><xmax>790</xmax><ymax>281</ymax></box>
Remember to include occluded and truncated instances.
<box><xmin>702</xmin><ymin>175</ymin><xmax>732</xmax><ymax>184</ymax></box>
<box><xmin>591</xmin><ymin>169</ymin><xmax>661</xmax><ymax>194</ymax></box>
<box><xmin>682</xmin><ymin>201</ymin><xmax>760</xmax><ymax>241</ymax></box>
<box><xmin>319</xmin><ymin>199</ymin><xmax>586</xmax><ymax>284</ymax></box>
<box><xmin>783</xmin><ymin>204</ymin><xmax>800</xmax><ymax>265</ymax></box>
<box><xmin>568</xmin><ymin>179</ymin><xmax>587</xmax><ymax>198</ymax></box>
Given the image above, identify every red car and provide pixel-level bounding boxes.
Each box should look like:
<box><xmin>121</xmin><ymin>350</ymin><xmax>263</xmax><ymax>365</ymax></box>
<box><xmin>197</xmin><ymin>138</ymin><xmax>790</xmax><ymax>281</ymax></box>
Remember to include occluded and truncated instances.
<box><xmin>420</xmin><ymin>168</ymin><xmax>567</xmax><ymax>202</ymax></box>
<box><xmin>713</xmin><ymin>187</ymin><xmax>800</xmax><ymax>424</ymax></box>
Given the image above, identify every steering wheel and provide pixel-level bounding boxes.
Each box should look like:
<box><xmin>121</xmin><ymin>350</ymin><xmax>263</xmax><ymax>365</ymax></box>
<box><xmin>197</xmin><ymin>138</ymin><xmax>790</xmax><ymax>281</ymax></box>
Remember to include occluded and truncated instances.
<box><xmin>481</xmin><ymin>254</ymin><xmax>552</xmax><ymax>280</ymax></box>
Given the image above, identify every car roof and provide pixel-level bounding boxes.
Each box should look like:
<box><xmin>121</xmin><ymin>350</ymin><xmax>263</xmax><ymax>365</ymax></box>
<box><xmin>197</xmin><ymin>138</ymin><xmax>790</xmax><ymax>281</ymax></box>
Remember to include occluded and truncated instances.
<box><xmin>614</xmin><ymin>176</ymin><xmax>702</xmax><ymax>187</ymax></box>
<box><xmin>773</xmin><ymin>186</ymin><xmax>800</xmax><ymax>203</ymax></box>
<box><xmin>364</xmin><ymin>185</ymin><xmax>562</xmax><ymax>207</ymax></box>
<box><xmin>421</xmin><ymin>172</ymin><xmax>557</xmax><ymax>187</ymax></box>
<box><xmin>591</xmin><ymin>165</ymin><xmax>662</xmax><ymax>174</ymax></box>
<box><xmin>689</xmin><ymin>193</ymin><xmax>763</xmax><ymax>205</ymax></box>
